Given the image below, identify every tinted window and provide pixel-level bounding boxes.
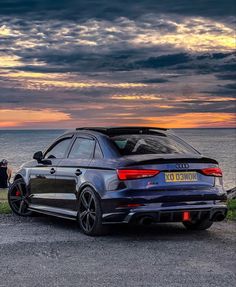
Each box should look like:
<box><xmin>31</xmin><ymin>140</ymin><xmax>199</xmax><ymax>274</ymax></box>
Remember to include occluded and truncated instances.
<box><xmin>111</xmin><ymin>134</ymin><xmax>196</xmax><ymax>155</ymax></box>
<box><xmin>44</xmin><ymin>138</ymin><xmax>71</xmax><ymax>159</ymax></box>
<box><xmin>69</xmin><ymin>138</ymin><xmax>95</xmax><ymax>159</ymax></box>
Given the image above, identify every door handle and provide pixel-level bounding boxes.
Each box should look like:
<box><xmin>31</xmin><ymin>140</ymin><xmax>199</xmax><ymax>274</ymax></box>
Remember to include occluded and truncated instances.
<box><xmin>50</xmin><ymin>168</ymin><xmax>56</xmax><ymax>174</ymax></box>
<box><xmin>75</xmin><ymin>169</ymin><xmax>82</xmax><ymax>176</ymax></box>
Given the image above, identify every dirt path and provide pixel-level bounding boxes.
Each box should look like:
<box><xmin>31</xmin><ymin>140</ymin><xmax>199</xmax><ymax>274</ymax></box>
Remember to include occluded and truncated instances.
<box><xmin>0</xmin><ymin>214</ymin><xmax>235</xmax><ymax>287</ymax></box>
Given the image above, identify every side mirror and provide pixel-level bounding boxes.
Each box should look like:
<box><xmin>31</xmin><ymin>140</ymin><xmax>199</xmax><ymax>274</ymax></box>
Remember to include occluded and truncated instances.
<box><xmin>33</xmin><ymin>151</ymin><xmax>43</xmax><ymax>162</ymax></box>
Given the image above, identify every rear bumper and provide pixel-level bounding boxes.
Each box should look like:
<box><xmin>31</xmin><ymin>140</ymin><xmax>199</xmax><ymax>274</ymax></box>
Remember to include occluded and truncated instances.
<box><xmin>101</xmin><ymin>188</ymin><xmax>227</xmax><ymax>223</ymax></box>
<box><xmin>102</xmin><ymin>204</ymin><xmax>227</xmax><ymax>224</ymax></box>
<box><xmin>101</xmin><ymin>188</ymin><xmax>227</xmax><ymax>224</ymax></box>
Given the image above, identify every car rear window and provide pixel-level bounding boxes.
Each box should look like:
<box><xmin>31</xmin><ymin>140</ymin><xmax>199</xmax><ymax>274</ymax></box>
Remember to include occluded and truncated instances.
<box><xmin>111</xmin><ymin>134</ymin><xmax>196</xmax><ymax>155</ymax></box>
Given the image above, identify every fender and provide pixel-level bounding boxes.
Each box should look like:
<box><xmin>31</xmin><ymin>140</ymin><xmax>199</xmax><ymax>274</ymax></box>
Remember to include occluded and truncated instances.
<box><xmin>78</xmin><ymin>182</ymin><xmax>101</xmax><ymax>199</ymax></box>
<box><xmin>13</xmin><ymin>168</ymin><xmax>31</xmax><ymax>186</ymax></box>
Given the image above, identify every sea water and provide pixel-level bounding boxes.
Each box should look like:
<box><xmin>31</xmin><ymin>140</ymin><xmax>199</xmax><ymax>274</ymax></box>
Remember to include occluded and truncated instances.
<box><xmin>0</xmin><ymin>129</ymin><xmax>235</xmax><ymax>190</ymax></box>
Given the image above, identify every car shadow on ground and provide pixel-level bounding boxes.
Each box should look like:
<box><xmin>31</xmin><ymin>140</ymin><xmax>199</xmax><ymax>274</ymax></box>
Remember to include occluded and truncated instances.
<box><xmin>32</xmin><ymin>214</ymin><xmax>217</xmax><ymax>241</ymax></box>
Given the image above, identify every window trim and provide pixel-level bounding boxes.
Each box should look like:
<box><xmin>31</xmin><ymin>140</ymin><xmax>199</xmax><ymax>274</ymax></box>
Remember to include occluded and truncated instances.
<box><xmin>43</xmin><ymin>136</ymin><xmax>74</xmax><ymax>159</ymax></box>
<box><xmin>67</xmin><ymin>136</ymin><xmax>96</xmax><ymax>160</ymax></box>
<box><xmin>93</xmin><ymin>140</ymin><xmax>104</xmax><ymax>159</ymax></box>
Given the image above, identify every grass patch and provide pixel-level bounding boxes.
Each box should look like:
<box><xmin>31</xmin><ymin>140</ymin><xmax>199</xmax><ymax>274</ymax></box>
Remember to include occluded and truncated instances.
<box><xmin>0</xmin><ymin>201</ymin><xmax>11</xmax><ymax>214</ymax></box>
<box><xmin>0</xmin><ymin>189</ymin><xmax>11</xmax><ymax>214</ymax></box>
<box><xmin>227</xmin><ymin>199</ymin><xmax>236</xmax><ymax>220</ymax></box>
<box><xmin>0</xmin><ymin>188</ymin><xmax>8</xmax><ymax>201</ymax></box>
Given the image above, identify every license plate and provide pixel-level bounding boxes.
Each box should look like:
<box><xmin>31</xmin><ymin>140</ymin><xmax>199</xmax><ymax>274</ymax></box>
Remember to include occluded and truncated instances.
<box><xmin>165</xmin><ymin>171</ymin><xmax>198</xmax><ymax>182</ymax></box>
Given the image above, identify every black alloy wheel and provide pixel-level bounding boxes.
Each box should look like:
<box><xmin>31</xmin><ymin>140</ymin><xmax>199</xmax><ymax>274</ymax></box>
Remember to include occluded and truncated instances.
<box><xmin>8</xmin><ymin>179</ymin><xmax>32</xmax><ymax>216</ymax></box>
<box><xmin>78</xmin><ymin>187</ymin><xmax>106</xmax><ymax>236</ymax></box>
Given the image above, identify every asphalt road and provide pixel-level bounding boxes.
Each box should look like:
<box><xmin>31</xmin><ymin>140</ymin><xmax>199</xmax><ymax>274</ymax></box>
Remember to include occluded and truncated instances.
<box><xmin>0</xmin><ymin>214</ymin><xmax>235</xmax><ymax>287</ymax></box>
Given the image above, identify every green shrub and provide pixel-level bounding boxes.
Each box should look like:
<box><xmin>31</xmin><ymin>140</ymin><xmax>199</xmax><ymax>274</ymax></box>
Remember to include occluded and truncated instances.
<box><xmin>227</xmin><ymin>199</ymin><xmax>236</xmax><ymax>220</ymax></box>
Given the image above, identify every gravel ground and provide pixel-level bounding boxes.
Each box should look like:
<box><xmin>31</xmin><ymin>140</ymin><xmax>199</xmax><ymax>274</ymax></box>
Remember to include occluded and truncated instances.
<box><xmin>0</xmin><ymin>214</ymin><xmax>235</xmax><ymax>287</ymax></box>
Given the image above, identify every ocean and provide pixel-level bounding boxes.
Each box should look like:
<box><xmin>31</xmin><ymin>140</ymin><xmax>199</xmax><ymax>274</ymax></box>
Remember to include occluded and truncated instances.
<box><xmin>0</xmin><ymin>129</ymin><xmax>235</xmax><ymax>190</ymax></box>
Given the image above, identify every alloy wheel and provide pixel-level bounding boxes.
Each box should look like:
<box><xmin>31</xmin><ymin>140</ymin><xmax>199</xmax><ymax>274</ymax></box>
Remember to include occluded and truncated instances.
<box><xmin>8</xmin><ymin>180</ymin><xmax>31</xmax><ymax>216</ymax></box>
<box><xmin>79</xmin><ymin>190</ymin><xmax>97</xmax><ymax>233</ymax></box>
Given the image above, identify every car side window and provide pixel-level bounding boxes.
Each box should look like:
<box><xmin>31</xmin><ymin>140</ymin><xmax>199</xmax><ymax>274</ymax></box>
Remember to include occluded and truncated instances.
<box><xmin>44</xmin><ymin>138</ymin><xmax>72</xmax><ymax>159</ymax></box>
<box><xmin>94</xmin><ymin>142</ymin><xmax>103</xmax><ymax>159</ymax></box>
<box><xmin>68</xmin><ymin>138</ymin><xmax>95</xmax><ymax>159</ymax></box>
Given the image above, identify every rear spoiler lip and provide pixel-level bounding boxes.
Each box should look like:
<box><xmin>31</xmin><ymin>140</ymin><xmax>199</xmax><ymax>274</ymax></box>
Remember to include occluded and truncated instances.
<box><xmin>123</xmin><ymin>157</ymin><xmax>218</xmax><ymax>166</ymax></box>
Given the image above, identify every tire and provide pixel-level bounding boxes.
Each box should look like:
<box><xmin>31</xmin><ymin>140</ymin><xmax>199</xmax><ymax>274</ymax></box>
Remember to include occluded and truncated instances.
<box><xmin>183</xmin><ymin>219</ymin><xmax>213</xmax><ymax>231</ymax></box>
<box><xmin>78</xmin><ymin>187</ymin><xmax>107</xmax><ymax>236</ymax></box>
<box><xmin>8</xmin><ymin>178</ymin><xmax>33</xmax><ymax>216</ymax></box>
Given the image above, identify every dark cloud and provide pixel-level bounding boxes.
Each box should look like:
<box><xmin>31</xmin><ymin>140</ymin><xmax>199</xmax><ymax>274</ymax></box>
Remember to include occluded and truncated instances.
<box><xmin>138</xmin><ymin>78</ymin><xmax>169</xmax><ymax>83</ymax></box>
<box><xmin>196</xmin><ymin>53</ymin><xmax>234</xmax><ymax>60</ymax></box>
<box><xmin>0</xmin><ymin>0</ymin><xmax>235</xmax><ymax>128</ymax></box>
<box><xmin>220</xmin><ymin>83</ymin><xmax>236</xmax><ymax>90</ymax></box>
<box><xmin>216</xmin><ymin>63</ymin><xmax>236</xmax><ymax>72</ymax></box>
<box><xmin>216</xmin><ymin>73</ymin><xmax>236</xmax><ymax>81</ymax></box>
<box><xmin>134</xmin><ymin>53</ymin><xmax>190</xmax><ymax>69</ymax></box>
<box><xmin>14</xmin><ymin>48</ymin><xmax>233</xmax><ymax>74</ymax></box>
<box><xmin>0</xmin><ymin>0</ymin><xmax>235</xmax><ymax>21</ymax></box>
<box><xmin>12</xmin><ymin>46</ymin><xmax>178</xmax><ymax>72</ymax></box>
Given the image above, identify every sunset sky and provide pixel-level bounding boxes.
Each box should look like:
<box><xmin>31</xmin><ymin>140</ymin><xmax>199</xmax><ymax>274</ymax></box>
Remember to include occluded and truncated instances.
<box><xmin>0</xmin><ymin>0</ymin><xmax>235</xmax><ymax>129</ymax></box>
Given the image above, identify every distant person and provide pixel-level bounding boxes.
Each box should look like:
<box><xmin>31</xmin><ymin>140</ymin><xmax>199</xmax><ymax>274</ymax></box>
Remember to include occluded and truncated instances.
<box><xmin>0</xmin><ymin>159</ymin><xmax>12</xmax><ymax>188</ymax></box>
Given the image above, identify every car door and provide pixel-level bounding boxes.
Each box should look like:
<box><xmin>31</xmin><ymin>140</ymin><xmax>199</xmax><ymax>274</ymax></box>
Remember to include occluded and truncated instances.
<box><xmin>29</xmin><ymin>136</ymin><xmax>73</xmax><ymax>209</ymax></box>
<box><xmin>52</xmin><ymin>136</ymin><xmax>96</xmax><ymax>214</ymax></box>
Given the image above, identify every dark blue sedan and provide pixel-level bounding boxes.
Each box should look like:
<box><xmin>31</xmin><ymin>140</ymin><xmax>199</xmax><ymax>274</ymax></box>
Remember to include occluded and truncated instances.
<box><xmin>8</xmin><ymin>127</ymin><xmax>227</xmax><ymax>235</ymax></box>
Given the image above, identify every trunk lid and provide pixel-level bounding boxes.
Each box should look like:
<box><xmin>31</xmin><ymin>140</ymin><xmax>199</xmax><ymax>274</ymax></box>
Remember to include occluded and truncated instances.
<box><xmin>118</xmin><ymin>153</ymin><xmax>220</xmax><ymax>190</ymax></box>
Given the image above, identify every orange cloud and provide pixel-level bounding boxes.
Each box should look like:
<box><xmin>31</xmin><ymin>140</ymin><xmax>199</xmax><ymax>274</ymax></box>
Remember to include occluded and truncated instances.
<box><xmin>0</xmin><ymin>110</ymin><xmax>235</xmax><ymax>129</ymax></box>
<box><xmin>23</xmin><ymin>79</ymin><xmax>147</xmax><ymax>90</ymax></box>
<box><xmin>111</xmin><ymin>94</ymin><xmax>161</xmax><ymax>100</ymax></box>
<box><xmin>143</xmin><ymin>113</ymin><xmax>236</xmax><ymax>128</ymax></box>
<box><xmin>0</xmin><ymin>109</ymin><xmax>71</xmax><ymax>128</ymax></box>
<box><xmin>0</xmin><ymin>121</ymin><xmax>20</xmax><ymax>128</ymax></box>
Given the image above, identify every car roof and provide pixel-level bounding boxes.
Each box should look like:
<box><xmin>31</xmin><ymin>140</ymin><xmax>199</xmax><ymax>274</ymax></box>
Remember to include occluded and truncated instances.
<box><xmin>75</xmin><ymin>126</ymin><xmax>169</xmax><ymax>136</ymax></box>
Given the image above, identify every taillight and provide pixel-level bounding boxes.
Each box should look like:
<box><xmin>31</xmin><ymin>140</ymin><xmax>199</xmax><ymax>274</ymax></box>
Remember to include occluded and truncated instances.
<box><xmin>117</xmin><ymin>169</ymin><xmax>160</xmax><ymax>180</ymax></box>
<box><xmin>201</xmin><ymin>167</ymin><xmax>222</xmax><ymax>177</ymax></box>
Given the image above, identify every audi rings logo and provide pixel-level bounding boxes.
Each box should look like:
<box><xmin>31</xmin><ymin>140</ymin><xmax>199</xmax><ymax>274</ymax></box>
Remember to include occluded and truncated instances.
<box><xmin>176</xmin><ymin>163</ymin><xmax>189</xmax><ymax>169</ymax></box>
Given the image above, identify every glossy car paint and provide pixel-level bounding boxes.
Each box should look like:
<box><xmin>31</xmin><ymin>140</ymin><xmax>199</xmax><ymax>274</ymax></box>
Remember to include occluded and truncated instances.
<box><xmin>13</xmin><ymin>127</ymin><xmax>227</xmax><ymax>223</ymax></box>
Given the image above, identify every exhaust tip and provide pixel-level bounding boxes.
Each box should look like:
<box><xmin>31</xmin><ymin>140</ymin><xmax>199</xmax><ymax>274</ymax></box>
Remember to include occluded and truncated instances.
<box><xmin>139</xmin><ymin>216</ymin><xmax>153</xmax><ymax>225</ymax></box>
<box><xmin>212</xmin><ymin>212</ymin><xmax>225</xmax><ymax>222</ymax></box>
